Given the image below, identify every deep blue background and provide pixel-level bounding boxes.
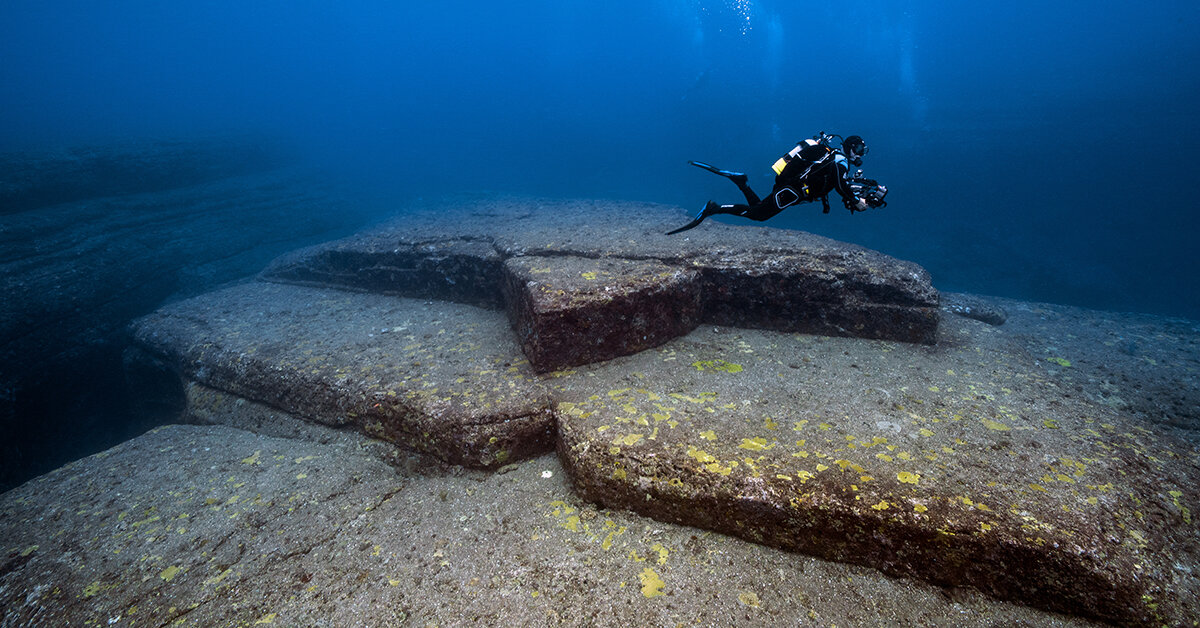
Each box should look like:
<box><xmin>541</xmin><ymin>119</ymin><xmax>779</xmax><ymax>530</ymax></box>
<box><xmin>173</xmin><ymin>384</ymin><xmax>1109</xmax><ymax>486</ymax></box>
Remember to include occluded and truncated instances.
<box><xmin>3</xmin><ymin>0</ymin><xmax>1198</xmax><ymax>318</ymax></box>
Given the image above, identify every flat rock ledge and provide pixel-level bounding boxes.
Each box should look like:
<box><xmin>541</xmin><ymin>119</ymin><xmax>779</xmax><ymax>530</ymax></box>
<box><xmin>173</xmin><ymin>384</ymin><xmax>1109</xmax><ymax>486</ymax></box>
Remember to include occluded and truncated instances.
<box><xmin>119</xmin><ymin>197</ymin><xmax>1200</xmax><ymax>624</ymax></box>
<box><xmin>132</xmin><ymin>282</ymin><xmax>554</xmax><ymax>469</ymax></box>
<box><xmin>548</xmin><ymin>306</ymin><xmax>1200</xmax><ymax>626</ymax></box>
<box><xmin>261</xmin><ymin>196</ymin><xmax>939</xmax><ymax>371</ymax></box>
<box><xmin>0</xmin><ymin>424</ymin><xmax>1102</xmax><ymax>627</ymax></box>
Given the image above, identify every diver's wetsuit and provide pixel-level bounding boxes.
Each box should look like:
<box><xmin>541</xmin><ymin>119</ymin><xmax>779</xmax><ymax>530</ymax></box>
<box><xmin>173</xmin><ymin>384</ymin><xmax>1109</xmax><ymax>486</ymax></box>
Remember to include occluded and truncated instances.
<box><xmin>668</xmin><ymin>139</ymin><xmax>867</xmax><ymax>235</ymax></box>
<box><xmin>719</xmin><ymin>141</ymin><xmax>861</xmax><ymax>221</ymax></box>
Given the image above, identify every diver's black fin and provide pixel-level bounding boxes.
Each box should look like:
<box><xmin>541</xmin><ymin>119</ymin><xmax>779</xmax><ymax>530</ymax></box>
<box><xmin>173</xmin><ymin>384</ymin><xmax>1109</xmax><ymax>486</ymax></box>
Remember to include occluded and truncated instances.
<box><xmin>667</xmin><ymin>201</ymin><xmax>719</xmax><ymax>235</ymax></box>
<box><xmin>688</xmin><ymin>160</ymin><xmax>747</xmax><ymax>182</ymax></box>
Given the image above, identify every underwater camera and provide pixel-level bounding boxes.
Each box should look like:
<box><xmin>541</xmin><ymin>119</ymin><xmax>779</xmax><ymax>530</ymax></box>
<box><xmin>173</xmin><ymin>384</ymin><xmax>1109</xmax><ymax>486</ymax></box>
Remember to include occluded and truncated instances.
<box><xmin>849</xmin><ymin>171</ymin><xmax>888</xmax><ymax>208</ymax></box>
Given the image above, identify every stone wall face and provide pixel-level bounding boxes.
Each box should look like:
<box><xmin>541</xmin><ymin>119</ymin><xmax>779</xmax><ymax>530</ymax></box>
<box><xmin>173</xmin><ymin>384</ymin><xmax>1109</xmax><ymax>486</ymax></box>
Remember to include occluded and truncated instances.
<box><xmin>261</xmin><ymin>197</ymin><xmax>940</xmax><ymax>372</ymax></box>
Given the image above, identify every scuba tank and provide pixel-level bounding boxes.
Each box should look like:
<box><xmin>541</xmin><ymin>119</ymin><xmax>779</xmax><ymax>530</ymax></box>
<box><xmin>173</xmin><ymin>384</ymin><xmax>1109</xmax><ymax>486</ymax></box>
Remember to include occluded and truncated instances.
<box><xmin>771</xmin><ymin>131</ymin><xmax>839</xmax><ymax>175</ymax></box>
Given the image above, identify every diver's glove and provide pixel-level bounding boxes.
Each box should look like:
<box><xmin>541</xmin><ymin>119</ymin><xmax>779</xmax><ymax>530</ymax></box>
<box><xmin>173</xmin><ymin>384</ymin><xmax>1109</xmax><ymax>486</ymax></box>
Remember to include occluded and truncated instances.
<box><xmin>847</xmin><ymin>197</ymin><xmax>870</xmax><ymax>213</ymax></box>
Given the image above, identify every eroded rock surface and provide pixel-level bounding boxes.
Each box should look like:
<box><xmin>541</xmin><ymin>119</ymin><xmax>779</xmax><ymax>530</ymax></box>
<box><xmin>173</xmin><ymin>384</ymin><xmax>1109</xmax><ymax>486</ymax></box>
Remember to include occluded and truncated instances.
<box><xmin>503</xmin><ymin>256</ymin><xmax>703</xmax><ymax>371</ymax></box>
<box><xmin>112</xmin><ymin>197</ymin><xmax>1199</xmax><ymax>624</ymax></box>
<box><xmin>550</xmin><ymin>310</ymin><xmax>1200</xmax><ymax>625</ymax></box>
<box><xmin>262</xmin><ymin>196</ymin><xmax>940</xmax><ymax>371</ymax></box>
<box><xmin>132</xmin><ymin>283</ymin><xmax>554</xmax><ymax>468</ymax></box>
<box><xmin>0</xmin><ymin>424</ymin><xmax>1102</xmax><ymax>627</ymax></box>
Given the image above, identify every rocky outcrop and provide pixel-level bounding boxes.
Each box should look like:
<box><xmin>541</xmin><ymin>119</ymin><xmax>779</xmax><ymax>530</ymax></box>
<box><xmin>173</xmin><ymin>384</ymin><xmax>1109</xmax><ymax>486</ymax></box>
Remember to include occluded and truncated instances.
<box><xmin>551</xmin><ymin>314</ymin><xmax>1200</xmax><ymax>625</ymax></box>
<box><xmin>132</xmin><ymin>283</ymin><xmax>555</xmax><ymax>468</ymax></box>
<box><xmin>502</xmin><ymin>256</ymin><xmax>703</xmax><ymax>372</ymax></box>
<box><xmin>0</xmin><ymin>424</ymin><xmax>1102</xmax><ymax>627</ymax></box>
<box><xmin>117</xmin><ymin>196</ymin><xmax>1199</xmax><ymax>624</ymax></box>
<box><xmin>262</xmin><ymin>196</ymin><xmax>940</xmax><ymax>372</ymax></box>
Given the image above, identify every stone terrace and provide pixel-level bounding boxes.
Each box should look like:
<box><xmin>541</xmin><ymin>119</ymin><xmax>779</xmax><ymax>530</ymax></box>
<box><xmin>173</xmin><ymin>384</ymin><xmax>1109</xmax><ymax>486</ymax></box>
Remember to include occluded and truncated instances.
<box><xmin>117</xmin><ymin>196</ymin><xmax>1199</xmax><ymax>624</ymax></box>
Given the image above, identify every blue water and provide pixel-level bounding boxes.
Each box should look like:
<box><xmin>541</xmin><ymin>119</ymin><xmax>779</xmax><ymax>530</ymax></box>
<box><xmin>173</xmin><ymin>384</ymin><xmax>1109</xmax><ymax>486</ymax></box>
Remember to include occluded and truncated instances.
<box><xmin>2</xmin><ymin>0</ymin><xmax>1198</xmax><ymax>318</ymax></box>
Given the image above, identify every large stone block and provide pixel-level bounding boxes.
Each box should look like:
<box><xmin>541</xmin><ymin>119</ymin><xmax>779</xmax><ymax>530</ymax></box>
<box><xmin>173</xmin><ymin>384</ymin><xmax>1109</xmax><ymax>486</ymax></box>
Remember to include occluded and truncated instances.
<box><xmin>131</xmin><ymin>282</ymin><xmax>554</xmax><ymax>468</ymax></box>
<box><xmin>502</xmin><ymin>256</ymin><xmax>703</xmax><ymax>372</ymax></box>
<box><xmin>261</xmin><ymin>197</ymin><xmax>940</xmax><ymax>371</ymax></box>
<box><xmin>0</xmin><ymin>425</ymin><xmax>1092</xmax><ymax>626</ymax></box>
<box><xmin>550</xmin><ymin>310</ymin><xmax>1200</xmax><ymax>625</ymax></box>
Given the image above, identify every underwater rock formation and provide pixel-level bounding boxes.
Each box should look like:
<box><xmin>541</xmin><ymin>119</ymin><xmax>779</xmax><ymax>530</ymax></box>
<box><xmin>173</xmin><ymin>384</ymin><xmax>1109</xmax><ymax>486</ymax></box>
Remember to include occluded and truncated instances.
<box><xmin>261</xmin><ymin>196</ymin><xmax>940</xmax><ymax>372</ymax></box>
<box><xmin>42</xmin><ymin>196</ymin><xmax>1200</xmax><ymax>624</ymax></box>
<box><xmin>132</xmin><ymin>282</ymin><xmax>555</xmax><ymax>468</ymax></box>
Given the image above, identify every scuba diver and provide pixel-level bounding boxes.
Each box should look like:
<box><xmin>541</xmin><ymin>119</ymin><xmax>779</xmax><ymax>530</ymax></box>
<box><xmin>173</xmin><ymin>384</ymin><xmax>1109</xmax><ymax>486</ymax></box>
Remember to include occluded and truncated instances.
<box><xmin>667</xmin><ymin>132</ymin><xmax>888</xmax><ymax>235</ymax></box>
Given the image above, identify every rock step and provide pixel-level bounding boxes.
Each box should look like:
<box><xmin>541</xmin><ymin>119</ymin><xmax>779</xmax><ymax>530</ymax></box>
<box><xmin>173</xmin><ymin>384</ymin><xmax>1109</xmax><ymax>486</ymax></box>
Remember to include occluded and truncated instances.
<box><xmin>261</xmin><ymin>196</ymin><xmax>939</xmax><ymax>371</ymax></box>
<box><xmin>549</xmin><ymin>316</ymin><xmax>1199</xmax><ymax>626</ymax></box>
<box><xmin>0</xmin><ymin>424</ymin><xmax>1100</xmax><ymax>627</ymax></box>
<box><xmin>127</xmin><ymin>278</ymin><xmax>1200</xmax><ymax>623</ymax></box>
<box><xmin>131</xmin><ymin>282</ymin><xmax>554</xmax><ymax>468</ymax></box>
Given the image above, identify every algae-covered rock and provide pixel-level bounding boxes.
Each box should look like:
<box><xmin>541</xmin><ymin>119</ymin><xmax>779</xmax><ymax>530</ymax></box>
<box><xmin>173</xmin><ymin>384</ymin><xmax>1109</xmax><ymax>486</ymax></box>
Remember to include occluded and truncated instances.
<box><xmin>0</xmin><ymin>424</ymin><xmax>1103</xmax><ymax>627</ymax></box>
<box><xmin>131</xmin><ymin>282</ymin><xmax>554</xmax><ymax>468</ymax></box>
<box><xmin>550</xmin><ymin>313</ymin><xmax>1200</xmax><ymax>625</ymax></box>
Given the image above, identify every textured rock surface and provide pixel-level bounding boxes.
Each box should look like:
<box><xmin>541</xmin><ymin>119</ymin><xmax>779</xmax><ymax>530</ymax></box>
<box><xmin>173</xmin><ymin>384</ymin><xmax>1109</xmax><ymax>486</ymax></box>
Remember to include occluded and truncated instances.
<box><xmin>552</xmin><ymin>307</ymin><xmax>1200</xmax><ymax>625</ymax></box>
<box><xmin>943</xmin><ymin>292</ymin><xmax>1008</xmax><ymax>326</ymax></box>
<box><xmin>262</xmin><ymin>196</ymin><xmax>940</xmax><ymax>371</ymax></box>
<box><xmin>131</xmin><ymin>282</ymin><xmax>555</xmax><ymax>468</ymax></box>
<box><xmin>503</xmin><ymin>256</ymin><xmax>703</xmax><ymax>372</ymax></box>
<box><xmin>111</xmin><ymin>194</ymin><xmax>1198</xmax><ymax>623</ymax></box>
<box><xmin>0</xmin><ymin>423</ymin><xmax>1101</xmax><ymax>627</ymax></box>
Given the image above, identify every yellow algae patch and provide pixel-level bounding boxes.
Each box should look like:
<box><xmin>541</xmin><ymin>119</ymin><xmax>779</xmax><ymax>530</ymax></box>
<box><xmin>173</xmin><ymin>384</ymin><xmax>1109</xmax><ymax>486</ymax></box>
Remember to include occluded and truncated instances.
<box><xmin>687</xmin><ymin>446</ymin><xmax>717</xmax><ymax>464</ymax></box>
<box><xmin>792</xmin><ymin>420</ymin><xmax>809</xmax><ymax>431</ymax></box>
<box><xmin>692</xmin><ymin>359</ymin><xmax>743</xmax><ymax>373</ymax></box>
<box><xmin>796</xmin><ymin>470</ymin><xmax>815</xmax><ymax>483</ymax></box>
<box><xmin>1043</xmin><ymin>419</ymin><xmax>1059</xmax><ymax>429</ymax></box>
<box><xmin>83</xmin><ymin>581</ymin><xmax>103</xmax><ymax>597</ymax></box>
<box><xmin>651</xmin><ymin>543</ymin><xmax>669</xmax><ymax>564</ymax></box>
<box><xmin>897</xmin><ymin>472</ymin><xmax>920</xmax><ymax>485</ymax></box>
<box><xmin>254</xmin><ymin>614</ymin><xmax>277</xmax><ymax>625</ymax></box>
<box><xmin>1047</xmin><ymin>357</ymin><xmax>1072</xmax><ymax>367</ymax></box>
<box><xmin>738</xmin><ymin>591</ymin><xmax>761</xmax><ymax>608</ymax></box>
<box><xmin>1168</xmin><ymin>490</ymin><xmax>1192</xmax><ymax>524</ymax></box>
<box><xmin>816</xmin><ymin>463</ymin><xmax>830</xmax><ymax>472</ymax></box>
<box><xmin>20</xmin><ymin>545</ymin><xmax>38</xmax><ymax>557</ymax></box>
<box><xmin>706</xmin><ymin>461</ymin><xmax>736</xmax><ymax>475</ymax></box>
<box><xmin>876</xmin><ymin>453</ymin><xmax>893</xmax><ymax>462</ymax></box>
<box><xmin>640</xmin><ymin>567</ymin><xmax>666</xmax><ymax>598</ymax></box>
<box><xmin>581</xmin><ymin>271</ymin><xmax>598</xmax><ymax>280</ymax></box>
<box><xmin>615</xmin><ymin>433</ymin><xmax>644</xmax><ymax>447</ymax></box>
<box><xmin>981</xmin><ymin>418</ymin><xmax>1011</xmax><ymax>431</ymax></box>
<box><xmin>204</xmin><ymin>568</ymin><xmax>233</xmax><ymax>586</ymax></box>
<box><xmin>241</xmin><ymin>450</ymin><xmax>262</xmax><ymax>465</ymax></box>
<box><xmin>914</xmin><ymin>503</ymin><xmax>928</xmax><ymax>513</ymax></box>
<box><xmin>160</xmin><ymin>566</ymin><xmax>182</xmax><ymax>582</ymax></box>
<box><xmin>834</xmin><ymin>459</ymin><xmax>864</xmax><ymax>473</ymax></box>
<box><xmin>699</xmin><ymin>430</ymin><xmax>716</xmax><ymax>441</ymax></box>
<box><xmin>670</xmin><ymin>392</ymin><xmax>717</xmax><ymax>404</ymax></box>
<box><xmin>738</xmin><ymin>437</ymin><xmax>775</xmax><ymax>451</ymax></box>
<box><xmin>871</xmin><ymin>501</ymin><xmax>890</xmax><ymax>510</ymax></box>
<box><xmin>917</xmin><ymin>428</ymin><xmax>935</xmax><ymax>437</ymax></box>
